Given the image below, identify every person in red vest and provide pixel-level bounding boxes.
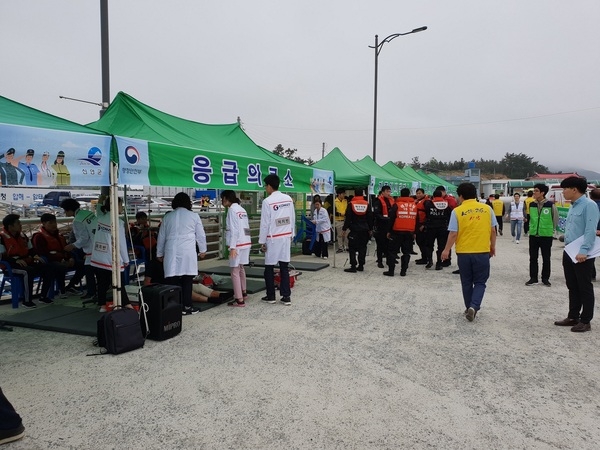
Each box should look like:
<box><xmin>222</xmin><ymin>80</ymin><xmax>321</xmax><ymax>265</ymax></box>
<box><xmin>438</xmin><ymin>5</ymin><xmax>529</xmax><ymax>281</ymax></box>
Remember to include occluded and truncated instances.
<box><xmin>33</xmin><ymin>213</ymin><xmax>84</xmax><ymax>297</ymax></box>
<box><xmin>385</xmin><ymin>188</ymin><xmax>417</xmax><ymax>277</ymax></box>
<box><xmin>373</xmin><ymin>185</ymin><xmax>394</xmax><ymax>268</ymax></box>
<box><xmin>342</xmin><ymin>188</ymin><xmax>373</xmax><ymax>273</ymax></box>
<box><xmin>0</xmin><ymin>214</ymin><xmax>54</xmax><ymax>308</ymax></box>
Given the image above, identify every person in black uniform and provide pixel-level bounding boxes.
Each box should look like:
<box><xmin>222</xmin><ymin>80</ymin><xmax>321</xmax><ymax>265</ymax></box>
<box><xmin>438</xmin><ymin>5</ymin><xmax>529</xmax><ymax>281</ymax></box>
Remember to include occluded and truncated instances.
<box><xmin>343</xmin><ymin>188</ymin><xmax>374</xmax><ymax>273</ymax></box>
<box><xmin>372</xmin><ymin>186</ymin><xmax>393</xmax><ymax>269</ymax></box>
<box><xmin>423</xmin><ymin>189</ymin><xmax>453</xmax><ymax>270</ymax></box>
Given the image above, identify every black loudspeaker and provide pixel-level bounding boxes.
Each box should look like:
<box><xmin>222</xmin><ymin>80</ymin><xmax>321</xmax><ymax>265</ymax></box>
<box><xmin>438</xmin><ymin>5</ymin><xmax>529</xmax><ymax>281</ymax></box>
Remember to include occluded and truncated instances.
<box><xmin>140</xmin><ymin>284</ymin><xmax>182</xmax><ymax>341</ymax></box>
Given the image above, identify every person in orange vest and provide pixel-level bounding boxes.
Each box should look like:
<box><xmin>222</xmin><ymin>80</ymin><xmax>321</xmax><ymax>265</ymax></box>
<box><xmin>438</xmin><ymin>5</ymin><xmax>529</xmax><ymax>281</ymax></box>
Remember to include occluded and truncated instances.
<box><xmin>342</xmin><ymin>188</ymin><xmax>373</xmax><ymax>273</ymax></box>
<box><xmin>33</xmin><ymin>213</ymin><xmax>85</xmax><ymax>298</ymax></box>
<box><xmin>373</xmin><ymin>185</ymin><xmax>394</xmax><ymax>268</ymax></box>
<box><xmin>0</xmin><ymin>214</ymin><xmax>54</xmax><ymax>308</ymax></box>
<box><xmin>384</xmin><ymin>188</ymin><xmax>417</xmax><ymax>277</ymax></box>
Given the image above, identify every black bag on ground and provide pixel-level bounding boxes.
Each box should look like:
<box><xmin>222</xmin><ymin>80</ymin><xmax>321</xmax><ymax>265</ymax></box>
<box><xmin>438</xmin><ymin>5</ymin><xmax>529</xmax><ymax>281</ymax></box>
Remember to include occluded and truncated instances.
<box><xmin>97</xmin><ymin>308</ymin><xmax>145</xmax><ymax>355</ymax></box>
<box><xmin>140</xmin><ymin>284</ymin><xmax>182</xmax><ymax>341</ymax></box>
<box><xmin>302</xmin><ymin>237</ymin><xmax>313</xmax><ymax>255</ymax></box>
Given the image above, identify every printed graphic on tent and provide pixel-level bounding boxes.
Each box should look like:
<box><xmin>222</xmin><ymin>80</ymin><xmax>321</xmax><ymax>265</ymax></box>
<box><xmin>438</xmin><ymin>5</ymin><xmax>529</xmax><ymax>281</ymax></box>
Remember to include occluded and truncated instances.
<box><xmin>115</xmin><ymin>136</ymin><xmax>333</xmax><ymax>193</ymax></box>
<box><xmin>0</xmin><ymin>123</ymin><xmax>111</xmax><ymax>187</ymax></box>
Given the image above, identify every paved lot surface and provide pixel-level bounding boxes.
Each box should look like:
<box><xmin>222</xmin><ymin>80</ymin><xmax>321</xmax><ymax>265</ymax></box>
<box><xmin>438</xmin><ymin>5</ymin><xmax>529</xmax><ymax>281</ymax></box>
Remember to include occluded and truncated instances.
<box><xmin>1</xmin><ymin>235</ymin><xmax>599</xmax><ymax>449</ymax></box>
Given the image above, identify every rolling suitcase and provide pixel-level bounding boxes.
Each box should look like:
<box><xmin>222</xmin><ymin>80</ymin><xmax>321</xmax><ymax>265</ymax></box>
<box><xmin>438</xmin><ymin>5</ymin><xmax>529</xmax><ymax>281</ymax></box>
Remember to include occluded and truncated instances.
<box><xmin>140</xmin><ymin>284</ymin><xmax>182</xmax><ymax>341</ymax></box>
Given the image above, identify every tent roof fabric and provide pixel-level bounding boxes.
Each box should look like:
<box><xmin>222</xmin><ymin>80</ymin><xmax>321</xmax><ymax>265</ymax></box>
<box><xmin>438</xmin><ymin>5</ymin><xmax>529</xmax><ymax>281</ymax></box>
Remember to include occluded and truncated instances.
<box><xmin>312</xmin><ymin>147</ymin><xmax>371</xmax><ymax>187</ymax></box>
<box><xmin>0</xmin><ymin>95</ymin><xmax>108</xmax><ymax>135</ymax></box>
<box><xmin>353</xmin><ymin>156</ymin><xmax>409</xmax><ymax>186</ymax></box>
<box><xmin>88</xmin><ymin>92</ymin><xmax>274</xmax><ymax>159</ymax></box>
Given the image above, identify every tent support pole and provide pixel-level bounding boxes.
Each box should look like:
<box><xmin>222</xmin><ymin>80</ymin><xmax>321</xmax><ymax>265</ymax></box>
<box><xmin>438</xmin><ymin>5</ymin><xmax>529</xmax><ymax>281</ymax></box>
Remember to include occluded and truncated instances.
<box><xmin>110</xmin><ymin>162</ymin><xmax>121</xmax><ymax>307</ymax></box>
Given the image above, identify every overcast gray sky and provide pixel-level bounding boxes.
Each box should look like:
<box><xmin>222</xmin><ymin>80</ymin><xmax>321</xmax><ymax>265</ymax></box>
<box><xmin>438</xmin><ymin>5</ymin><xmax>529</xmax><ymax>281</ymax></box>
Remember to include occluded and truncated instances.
<box><xmin>2</xmin><ymin>0</ymin><xmax>599</xmax><ymax>174</ymax></box>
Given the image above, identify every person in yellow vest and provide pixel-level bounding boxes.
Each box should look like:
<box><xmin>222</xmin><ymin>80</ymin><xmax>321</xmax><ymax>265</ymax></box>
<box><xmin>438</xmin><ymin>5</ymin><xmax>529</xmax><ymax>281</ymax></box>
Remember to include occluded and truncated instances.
<box><xmin>526</xmin><ymin>184</ymin><xmax>558</xmax><ymax>287</ymax></box>
<box><xmin>51</xmin><ymin>150</ymin><xmax>71</xmax><ymax>186</ymax></box>
<box><xmin>441</xmin><ymin>183</ymin><xmax>497</xmax><ymax>322</ymax></box>
<box><xmin>523</xmin><ymin>190</ymin><xmax>535</xmax><ymax>235</ymax></box>
<box><xmin>342</xmin><ymin>188</ymin><xmax>373</xmax><ymax>272</ymax></box>
<box><xmin>334</xmin><ymin>188</ymin><xmax>348</xmax><ymax>252</ymax></box>
<box><xmin>491</xmin><ymin>194</ymin><xmax>505</xmax><ymax>236</ymax></box>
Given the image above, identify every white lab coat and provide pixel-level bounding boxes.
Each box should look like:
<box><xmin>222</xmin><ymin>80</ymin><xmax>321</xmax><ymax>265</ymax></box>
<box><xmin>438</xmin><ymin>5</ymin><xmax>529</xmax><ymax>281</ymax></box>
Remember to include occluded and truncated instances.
<box><xmin>157</xmin><ymin>207</ymin><xmax>207</xmax><ymax>277</ymax></box>
<box><xmin>226</xmin><ymin>203</ymin><xmax>251</xmax><ymax>267</ymax></box>
<box><xmin>259</xmin><ymin>190</ymin><xmax>296</xmax><ymax>265</ymax></box>
<box><xmin>312</xmin><ymin>206</ymin><xmax>332</xmax><ymax>243</ymax></box>
<box><xmin>72</xmin><ymin>208</ymin><xmax>97</xmax><ymax>265</ymax></box>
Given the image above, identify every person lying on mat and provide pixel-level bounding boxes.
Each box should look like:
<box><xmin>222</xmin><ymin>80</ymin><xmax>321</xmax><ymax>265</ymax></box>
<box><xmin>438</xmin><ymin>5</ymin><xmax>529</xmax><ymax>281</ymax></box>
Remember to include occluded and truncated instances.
<box><xmin>143</xmin><ymin>259</ymin><xmax>231</xmax><ymax>303</ymax></box>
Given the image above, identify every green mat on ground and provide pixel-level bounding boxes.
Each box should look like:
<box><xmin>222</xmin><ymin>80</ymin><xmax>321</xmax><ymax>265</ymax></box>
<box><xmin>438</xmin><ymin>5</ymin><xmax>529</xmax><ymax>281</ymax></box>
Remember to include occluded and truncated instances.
<box><xmin>217</xmin><ymin>278</ymin><xmax>266</xmax><ymax>294</ymax></box>
<box><xmin>205</xmin><ymin>266</ymin><xmax>266</xmax><ymax>278</ymax></box>
<box><xmin>248</xmin><ymin>258</ymin><xmax>329</xmax><ymax>271</ymax></box>
<box><xmin>0</xmin><ymin>305</ymin><xmax>102</xmax><ymax>337</ymax></box>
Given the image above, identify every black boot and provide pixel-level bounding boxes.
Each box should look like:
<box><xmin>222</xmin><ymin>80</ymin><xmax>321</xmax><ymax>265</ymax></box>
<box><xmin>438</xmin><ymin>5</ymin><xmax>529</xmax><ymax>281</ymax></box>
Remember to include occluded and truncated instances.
<box><xmin>400</xmin><ymin>255</ymin><xmax>410</xmax><ymax>276</ymax></box>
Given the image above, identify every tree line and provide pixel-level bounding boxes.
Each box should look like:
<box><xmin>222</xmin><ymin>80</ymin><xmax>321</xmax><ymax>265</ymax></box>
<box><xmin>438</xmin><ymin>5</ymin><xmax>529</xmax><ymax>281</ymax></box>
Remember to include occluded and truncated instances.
<box><xmin>272</xmin><ymin>145</ymin><xmax>549</xmax><ymax>179</ymax></box>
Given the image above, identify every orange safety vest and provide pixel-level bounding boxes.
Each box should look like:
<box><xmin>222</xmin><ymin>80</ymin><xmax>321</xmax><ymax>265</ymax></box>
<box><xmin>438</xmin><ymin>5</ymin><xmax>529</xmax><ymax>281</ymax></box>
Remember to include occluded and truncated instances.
<box><xmin>35</xmin><ymin>226</ymin><xmax>68</xmax><ymax>262</ymax></box>
<box><xmin>377</xmin><ymin>195</ymin><xmax>390</xmax><ymax>217</ymax></box>
<box><xmin>392</xmin><ymin>197</ymin><xmax>417</xmax><ymax>232</ymax></box>
<box><xmin>350</xmin><ymin>197</ymin><xmax>369</xmax><ymax>215</ymax></box>
<box><xmin>415</xmin><ymin>195</ymin><xmax>429</xmax><ymax>224</ymax></box>
<box><xmin>0</xmin><ymin>229</ymin><xmax>31</xmax><ymax>260</ymax></box>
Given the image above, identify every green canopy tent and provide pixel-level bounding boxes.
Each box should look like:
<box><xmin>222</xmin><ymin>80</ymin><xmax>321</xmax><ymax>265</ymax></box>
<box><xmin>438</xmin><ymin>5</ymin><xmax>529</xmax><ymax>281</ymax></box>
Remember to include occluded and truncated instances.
<box><xmin>399</xmin><ymin>166</ymin><xmax>438</xmax><ymax>193</ymax></box>
<box><xmin>382</xmin><ymin>162</ymin><xmax>427</xmax><ymax>193</ymax></box>
<box><xmin>312</xmin><ymin>147</ymin><xmax>371</xmax><ymax>189</ymax></box>
<box><xmin>417</xmin><ymin>170</ymin><xmax>457</xmax><ymax>195</ymax></box>
<box><xmin>353</xmin><ymin>156</ymin><xmax>410</xmax><ymax>196</ymax></box>
<box><xmin>0</xmin><ymin>95</ymin><xmax>112</xmax><ymax>188</ymax></box>
<box><xmin>87</xmin><ymin>92</ymin><xmax>333</xmax><ymax>194</ymax></box>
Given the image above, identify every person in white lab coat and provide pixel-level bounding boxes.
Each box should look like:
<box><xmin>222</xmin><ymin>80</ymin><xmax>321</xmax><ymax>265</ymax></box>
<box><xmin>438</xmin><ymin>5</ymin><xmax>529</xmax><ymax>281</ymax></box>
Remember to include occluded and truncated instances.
<box><xmin>311</xmin><ymin>199</ymin><xmax>331</xmax><ymax>259</ymax></box>
<box><xmin>259</xmin><ymin>174</ymin><xmax>296</xmax><ymax>306</ymax></box>
<box><xmin>90</xmin><ymin>196</ymin><xmax>131</xmax><ymax>312</ymax></box>
<box><xmin>221</xmin><ymin>190</ymin><xmax>251</xmax><ymax>307</ymax></box>
<box><xmin>157</xmin><ymin>192</ymin><xmax>207</xmax><ymax>316</ymax></box>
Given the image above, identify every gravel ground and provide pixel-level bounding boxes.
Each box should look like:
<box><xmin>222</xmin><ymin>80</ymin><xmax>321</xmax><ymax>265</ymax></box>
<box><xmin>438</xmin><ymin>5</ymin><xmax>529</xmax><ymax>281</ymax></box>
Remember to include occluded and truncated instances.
<box><xmin>1</xmin><ymin>234</ymin><xmax>599</xmax><ymax>449</ymax></box>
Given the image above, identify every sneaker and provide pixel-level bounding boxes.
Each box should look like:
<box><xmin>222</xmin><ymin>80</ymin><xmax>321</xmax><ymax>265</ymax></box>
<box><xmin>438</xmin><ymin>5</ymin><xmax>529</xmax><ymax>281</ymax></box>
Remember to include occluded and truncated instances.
<box><xmin>383</xmin><ymin>271</ymin><xmax>394</xmax><ymax>277</ymax></box>
<box><xmin>499</xmin><ymin>230</ymin><xmax>503</xmax><ymax>236</ymax></box>
<box><xmin>542</xmin><ymin>280</ymin><xmax>551</xmax><ymax>287</ymax></box>
<box><xmin>38</xmin><ymin>297</ymin><xmax>54</xmax><ymax>304</ymax></box>
<box><xmin>99</xmin><ymin>306</ymin><xmax>107</xmax><ymax>313</ymax></box>
<box><xmin>280</xmin><ymin>297</ymin><xmax>291</xmax><ymax>306</ymax></box>
<box><xmin>516</xmin><ymin>240</ymin><xmax>520</xmax><ymax>244</ymax></box>
<box><xmin>0</xmin><ymin>423</ymin><xmax>25</xmax><ymax>445</ymax></box>
<box><xmin>441</xmin><ymin>260</ymin><xmax>452</xmax><ymax>267</ymax></box>
<box><xmin>400</xmin><ymin>270</ymin><xmax>407</xmax><ymax>277</ymax></box>
<box><xmin>344</xmin><ymin>267</ymin><xmax>357</xmax><ymax>273</ymax></box>
<box><xmin>425</xmin><ymin>262</ymin><xmax>433</xmax><ymax>269</ymax></box>
<box><xmin>377</xmin><ymin>262</ymin><xmax>384</xmax><ymax>269</ymax></box>
<box><xmin>228</xmin><ymin>299</ymin><xmax>246</xmax><ymax>307</ymax></box>
<box><xmin>435</xmin><ymin>263</ymin><xmax>443</xmax><ymax>271</ymax></box>
<box><xmin>217</xmin><ymin>292</ymin><xmax>234</xmax><ymax>303</ymax></box>
<box><xmin>452</xmin><ymin>269</ymin><xmax>460</xmax><ymax>275</ymax></box>
<box><xmin>356</xmin><ymin>265</ymin><xmax>364</xmax><ymax>272</ymax></box>
<box><xmin>415</xmin><ymin>259</ymin><xmax>427</xmax><ymax>265</ymax></box>
<box><xmin>242</xmin><ymin>291</ymin><xmax>249</xmax><ymax>301</ymax></box>
<box><xmin>261</xmin><ymin>296</ymin><xmax>276</xmax><ymax>304</ymax></box>
<box><xmin>322</xmin><ymin>256</ymin><xmax>328</xmax><ymax>260</ymax></box>
<box><xmin>466</xmin><ymin>307</ymin><xmax>476</xmax><ymax>322</ymax></box>
<box><xmin>182</xmin><ymin>306</ymin><xmax>200</xmax><ymax>315</ymax></box>
<box><xmin>22</xmin><ymin>301</ymin><xmax>37</xmax><ymax>309</ymax></box>
<box><xmin>65</xmin><ymin>286</ymin><xmax>80</xmax><ymax>295</ymax></box>
<box><xmin>525</xmin><ymin>279</ymin><xmax>539</xmax><ymax>286</ymax></box>
<box><xmin>336</xmin><ymin>248</ymin><xmax>344</xmax><ymax>253</ymax></box>
<box><xmin>59</xmin><ymin>290</ymin><xmax>69</xmax><ymax>299</ymax></box>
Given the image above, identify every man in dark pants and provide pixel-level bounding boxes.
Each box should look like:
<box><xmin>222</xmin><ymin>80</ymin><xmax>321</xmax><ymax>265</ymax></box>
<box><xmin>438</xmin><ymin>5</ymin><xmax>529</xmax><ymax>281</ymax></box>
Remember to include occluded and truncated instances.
<box><xmin>343</xmin><ymin>188</ymin><xmax>373</xmax><ymax>273</ymax></box>
<box><xmin>526</xmin><ymin>184</ymin><xmax>558</xmax><ymax>287</ymax></box>
<box><xmin>384</xmin><ymin>188</ymin><xmax>417</xmax><ymax>277</ymax></box>
<box><xmin>342</xmin><ymin>189</ymin><xmax>373</xmax><ymax>273</ymax></box>
<box><xmin>423</xmin><ymin>189</ymin><xmax>453</xmax><ymax>270</ymax></box>
<box><xmin>373</xmin><ymin>186</ymin><xmax>393</xmax><ymax>269</ymax></box>
<box><xmin>0</xmin><ymin>387</ymin><xmax>24</xmax><ymax>445</ymax></box>
<box><xmin>554</xmin><ymin>176</ymin><xmax>599</xmax><ymax>333</ymax></box>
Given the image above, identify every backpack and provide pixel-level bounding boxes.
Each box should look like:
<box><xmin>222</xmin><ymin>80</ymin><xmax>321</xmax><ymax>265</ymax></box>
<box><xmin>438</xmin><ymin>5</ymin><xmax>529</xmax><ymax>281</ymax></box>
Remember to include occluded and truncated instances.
<box><xmin>95</xmin><ymin>308</ymin><xmax>145</xmax><ymax>355</ymax></box>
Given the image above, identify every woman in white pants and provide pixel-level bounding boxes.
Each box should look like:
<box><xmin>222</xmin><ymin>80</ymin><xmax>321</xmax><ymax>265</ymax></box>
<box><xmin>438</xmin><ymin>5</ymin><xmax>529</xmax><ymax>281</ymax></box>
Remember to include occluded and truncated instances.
<box><xmin>221</xmin><ymin>190</ymin><xmax>251</xmax><ymax>307</ymax></box>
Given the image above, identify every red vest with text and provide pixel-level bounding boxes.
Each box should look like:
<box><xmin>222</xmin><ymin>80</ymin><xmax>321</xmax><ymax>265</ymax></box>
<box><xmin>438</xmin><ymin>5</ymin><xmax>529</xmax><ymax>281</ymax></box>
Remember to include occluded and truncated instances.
<box><xmin>392</xmin><ymin>197</ymin><xmax>417</xmax><ymax>232</ymax></box>
<box><xmin>350</xmin><ymin>197</ymin><xmax>369</xmax><ymax>215</ymax></box>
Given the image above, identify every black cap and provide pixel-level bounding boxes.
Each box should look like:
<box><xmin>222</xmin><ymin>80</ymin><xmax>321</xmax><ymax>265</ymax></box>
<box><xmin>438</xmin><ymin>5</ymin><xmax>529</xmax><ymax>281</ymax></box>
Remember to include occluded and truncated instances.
<box><xmin>26</xmin><ymin>149</ymin><xmax>34</xmax><ymax>156</ymax></box>
<box><xmin>57</xmin><ymin>150</ymin><xmax>65</xmax><ymax>157</ymax></box>
<box><xmin>6</xmin><ymin>148</ymin><xmax>15</xmax><ymax>155</ymax></box>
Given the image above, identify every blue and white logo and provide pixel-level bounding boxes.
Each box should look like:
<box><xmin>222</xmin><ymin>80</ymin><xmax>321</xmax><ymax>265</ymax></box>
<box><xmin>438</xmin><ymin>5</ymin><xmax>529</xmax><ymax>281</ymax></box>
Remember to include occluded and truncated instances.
<box><xmin>78</xmin><ymin>147</ymin><xmax>103</xmax><ymax>166</ymax></box>
<box><xmin>125</xmin><ymin>146</ymin><xmax>140</xmax><ymax>165</ymax></box>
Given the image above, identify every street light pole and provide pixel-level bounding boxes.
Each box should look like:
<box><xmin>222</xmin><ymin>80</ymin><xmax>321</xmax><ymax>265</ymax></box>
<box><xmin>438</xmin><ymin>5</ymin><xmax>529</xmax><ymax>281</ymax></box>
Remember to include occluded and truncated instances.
<box><xmin>370</xmin><ymin>26</ymin><xmax>427</xmax><ymax>162</ymax></box>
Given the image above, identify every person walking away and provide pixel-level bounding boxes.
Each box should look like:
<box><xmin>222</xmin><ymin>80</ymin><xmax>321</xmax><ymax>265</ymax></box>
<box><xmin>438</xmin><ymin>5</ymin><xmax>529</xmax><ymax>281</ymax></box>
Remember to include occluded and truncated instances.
<box><xmin>221</xmin><ymin>190</ymin><xmax>251</xmax><ymax>307</ymax></box>
<box><xmin>441</xmin><ymin>182</ymin><xmax>497</xmax><ymax>322</ymax></box>
<box><xmin>423</xmin><ymin>189</ymin><xmax>453</xmax><ymax>270</ymax></box>
<box><xmin>333</xmin><ymin>188</ymin><xmax>348</xmax><ymax>253</ymax></box>
<box><xmin>157</xmin><ymin>192</ymin><xmax>207</xmax><ymax>315</ymax></box>
<box><xmin>491</xmin><ymin>194</ymin><xmax>505</xmax><ymax>236</ymax></box>
<box><xmin>384</xmin><ymin>188</ymin><xmax>417</xmax><ymax>277</ymax></box>
<box><xmin>311</xmin><ymin>199</ymin><xmax>331</xmax><ymax>259</ymax></box>
<box><xmin>414</xmin><ymin>188</ymin><xmax>430</xmax><ymax>265</ymax></box>
<box><xmin>526</xmin><ymin>184</ymin><xmax>558</xmax><ymax>287</ymax></box>
<box><xmin>342</xmin><ymin>188</ymin><xmax>373</xmax><ymax>273</ymax></box>
<box><xmin>61</xmin><ymin>198</ymin><xmax>98</xmax><ymax>300</ymax></box>
<box><xmin>524</xmin><ymin>190</ymin><xmax>534</xmax><ymax>235</ymax></box>
<box><xmin>90</xmin><ymin>196</ymin><xmax>132</xmax><ymax>312</ymax></box>
<box><xmin>553</xmin><ymin>176</ymin><xmax>599</xmax><ymax>332</ymax></box>
<box><xmin>509</xmin><ymin>193</ymin><xmax>525</xmax><ymax>243</ymax></box>
<box><xmin>436</xmin><ymin>186</ymin><xmax>457</xmax><ymax>267</ymax></box>
<box><xmin>259</xmin><ymin>174</ymin><xmax>296</xmax><ymax>306</ymax></box>
<box><xmin>373</xmin><ymin>186</ymin><xmax>394</xmax><ymax>268</ymax></box>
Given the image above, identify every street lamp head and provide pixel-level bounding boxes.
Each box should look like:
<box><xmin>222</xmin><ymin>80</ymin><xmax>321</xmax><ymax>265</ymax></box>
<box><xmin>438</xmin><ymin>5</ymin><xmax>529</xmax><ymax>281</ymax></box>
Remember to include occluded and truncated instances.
<box><xmin>411</xmin><ymin>26</ymin><xmax>427</xmax><ymax>33</ymax></box>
